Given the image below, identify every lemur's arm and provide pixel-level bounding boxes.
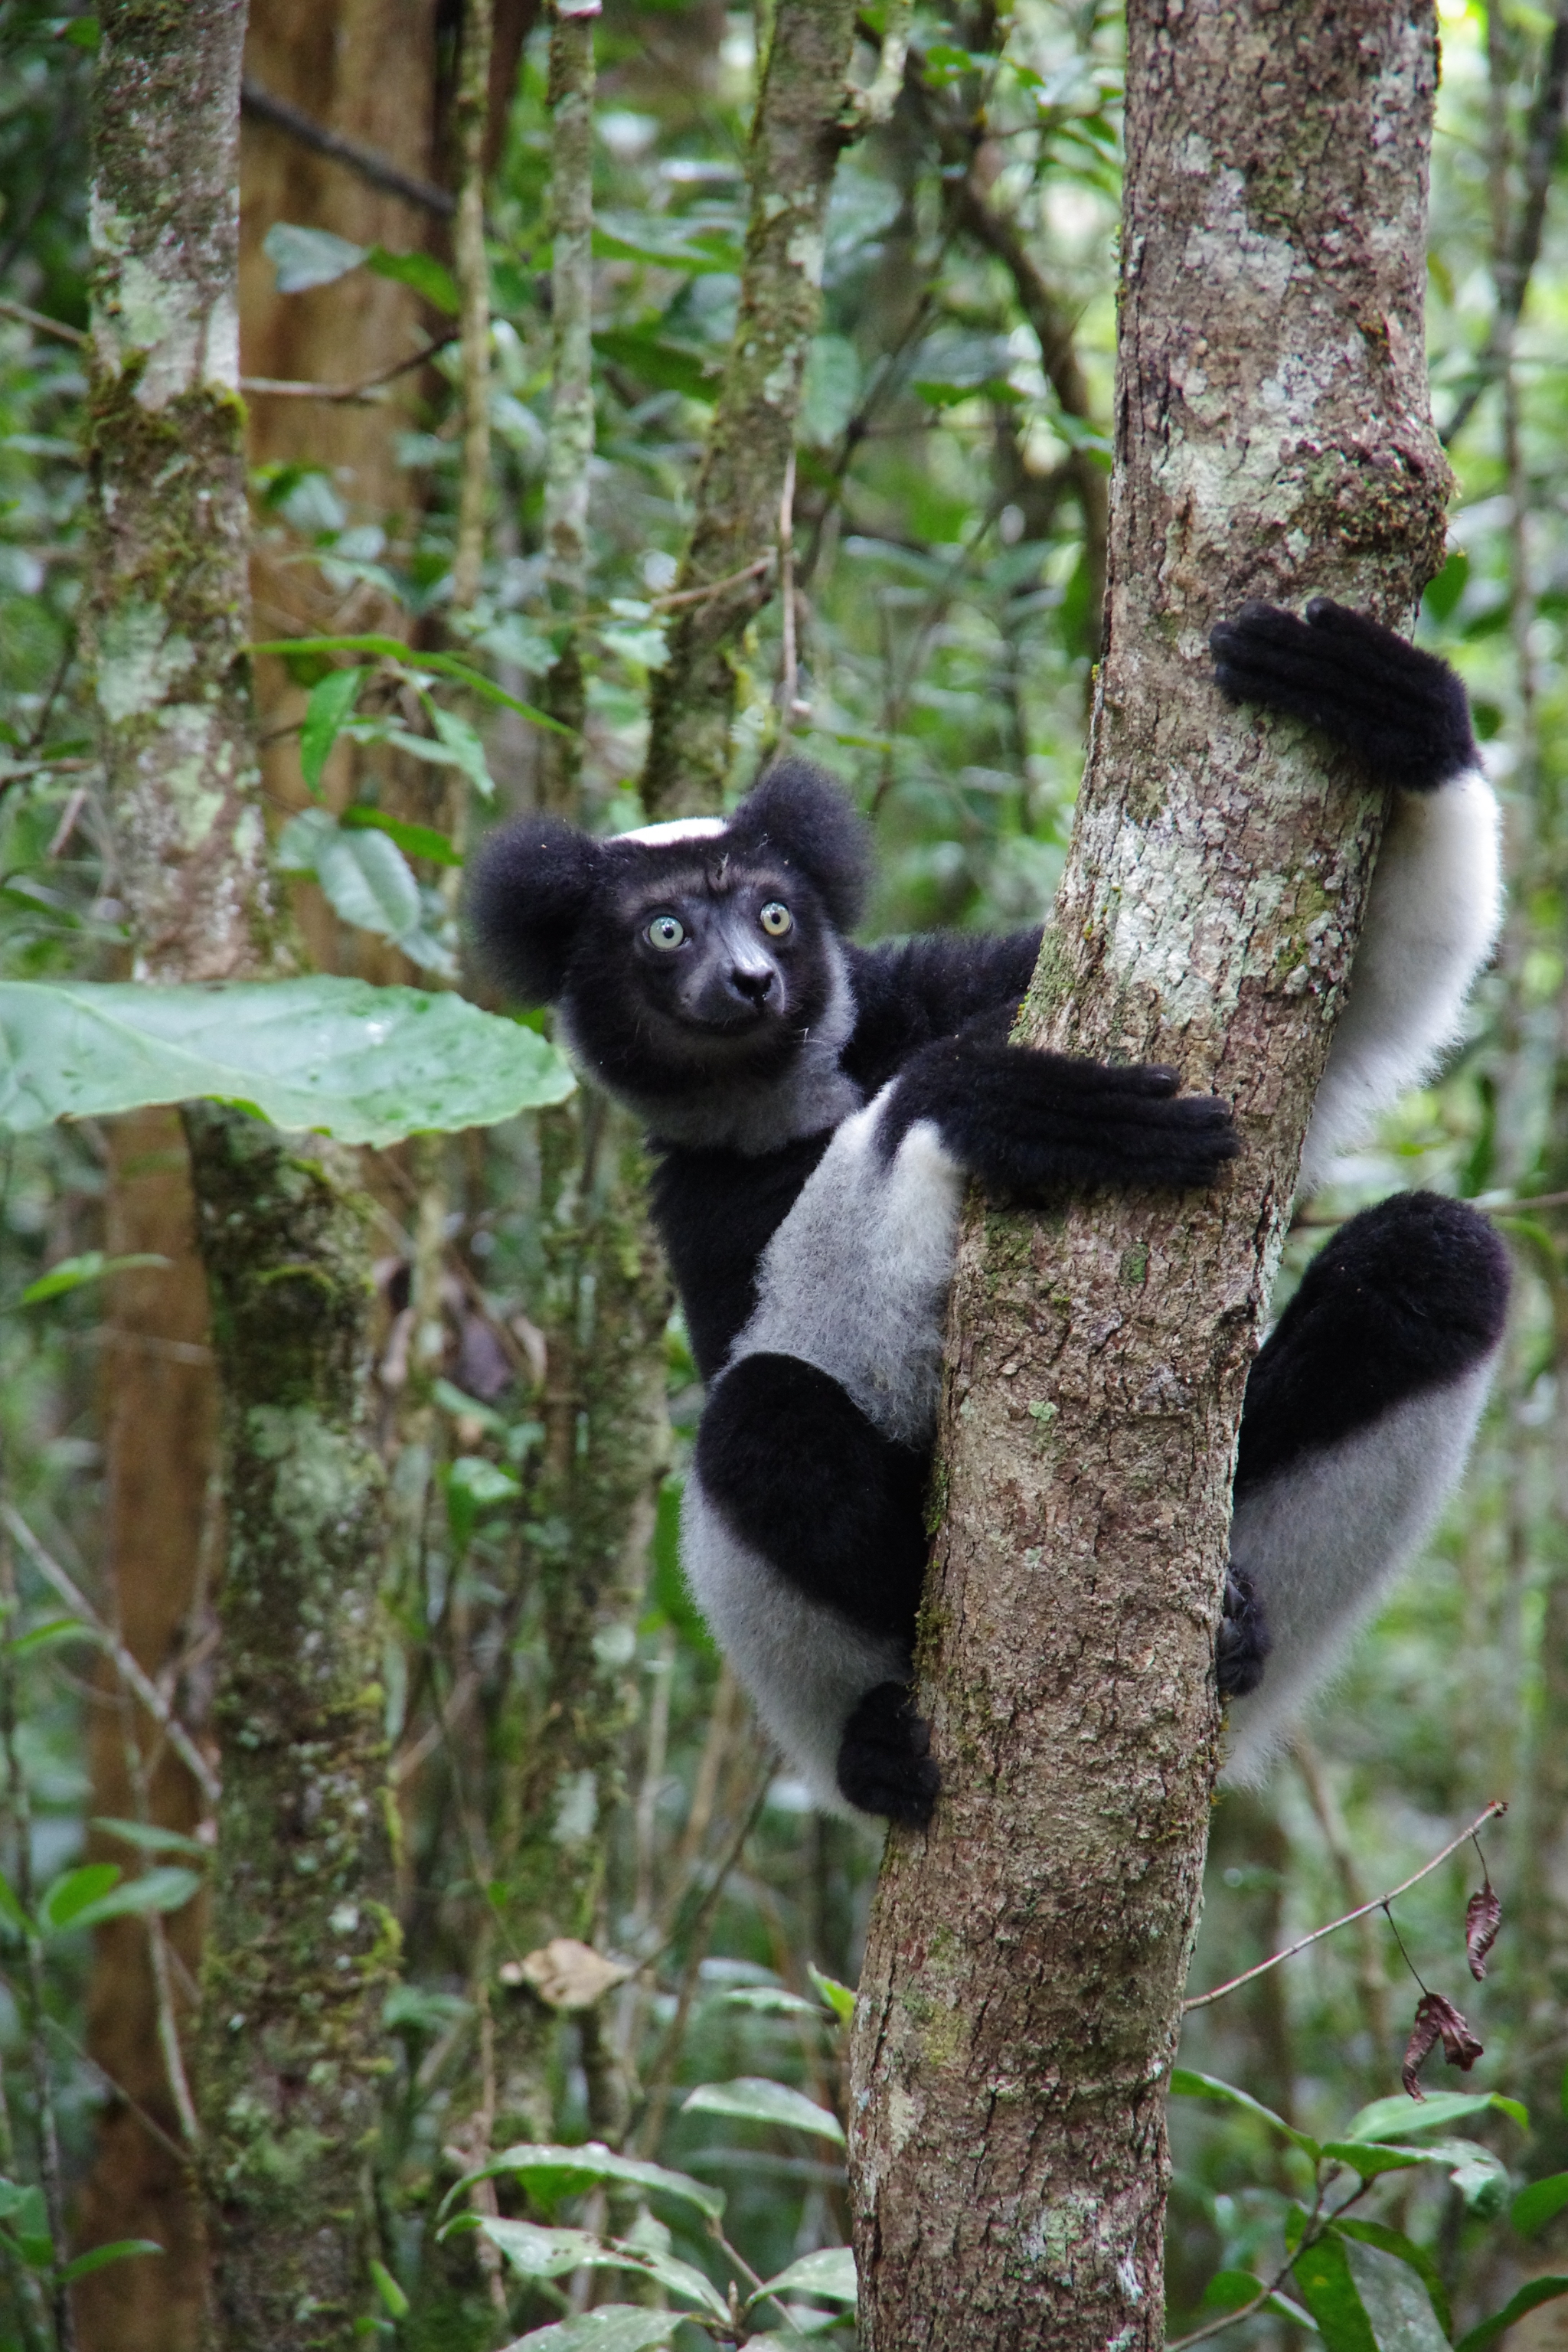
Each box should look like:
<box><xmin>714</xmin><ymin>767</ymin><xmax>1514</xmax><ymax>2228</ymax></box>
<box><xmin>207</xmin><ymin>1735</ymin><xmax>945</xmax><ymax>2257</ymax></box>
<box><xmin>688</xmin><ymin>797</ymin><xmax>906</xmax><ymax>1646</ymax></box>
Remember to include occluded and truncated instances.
<box><xmin>1210</xmin><ymin>599</ymin><xmax>1503</xmax><ymax>1191</ymax></box>
<box><xmin>841</xmin><ymin>926</ymin><xmax>1044</xmax><ymax>1095</ymax></box>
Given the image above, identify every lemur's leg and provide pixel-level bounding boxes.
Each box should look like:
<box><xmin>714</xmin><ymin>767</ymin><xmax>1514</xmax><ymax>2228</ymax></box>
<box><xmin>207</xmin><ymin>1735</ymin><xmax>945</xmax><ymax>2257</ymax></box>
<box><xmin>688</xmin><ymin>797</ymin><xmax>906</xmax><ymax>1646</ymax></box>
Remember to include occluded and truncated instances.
<box><xmin>1220</xmin><ymin>1192</ymin><xmax>1510</xmax><ymax>1782</ymax></box>
<box><xmin>1210</xmin><ymin>599</ymin><xmax>1504</xmax><ymax>1188</ymax></box>
<box><xmin>692</xmin><ymin>1058</ymin><xmax>1236</xmax><ymax>1824</ymax></box>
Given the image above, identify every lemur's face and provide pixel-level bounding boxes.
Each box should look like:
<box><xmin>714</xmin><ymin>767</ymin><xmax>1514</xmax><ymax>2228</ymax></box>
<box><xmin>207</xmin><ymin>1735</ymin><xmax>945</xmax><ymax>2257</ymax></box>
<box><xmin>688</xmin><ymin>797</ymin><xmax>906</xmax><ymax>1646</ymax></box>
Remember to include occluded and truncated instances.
<box><xmin>565</xmin><ymin>847</ymin><xmax>840</xmax><ymax>1096</ymax></box>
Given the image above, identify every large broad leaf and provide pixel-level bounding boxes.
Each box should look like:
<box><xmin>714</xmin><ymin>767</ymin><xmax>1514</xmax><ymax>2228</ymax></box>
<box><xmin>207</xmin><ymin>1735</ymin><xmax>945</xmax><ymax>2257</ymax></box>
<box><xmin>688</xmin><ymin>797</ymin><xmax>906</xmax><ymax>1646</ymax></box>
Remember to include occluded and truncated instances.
<box><xmin>1292</xmin><ymin>2235</ymin><xmax>1380</xmax><ymax>2352</ymax></box>
<box><xmin>1335</xmin><ymin>2220</ymin><xmax>1452</xmax><ymax>2340</ymax></box>
<box><xmin>444</xmin><ymin>2141</ymin><xmax>723</xmax><ymax>2225</ymax></box>
<box><xmin>500</xmin><ymin>2310</ymin><xmax>684</xmax><ymax>2351</ymax></box>
<box><xmin>1344</xmin><ymin>2091</ymin><xmax>1527</xmax><ymax>2144</ymax></box>
<box><xmin>753</xmin><ymin>2247</ymin><xmax>857</xmax><ymax>2307</ymax></box>
<box><xmin>0</xmin><ymin>979</ymin><xmax>574</xmax><ymax>1148</ymax></box>
<box><xmin>1170</xmin><ymin>2068</ymin><xmax>1321</xmax><ymax>2158</ymax></box>
<box><xmin>1457</xmin><ymin>2277</ymin><xmax>1568</xmax><ymax>2352</ymax></box>
<box><xmin>681</xmin><ymin>2079</ymin><xmax>844</xmax><ymax>2145</ymax></box>
<box><xmin>1340</xmin><ymin>2235</ymin><xmax>1449</xmax><ymax>2352</ymax></box>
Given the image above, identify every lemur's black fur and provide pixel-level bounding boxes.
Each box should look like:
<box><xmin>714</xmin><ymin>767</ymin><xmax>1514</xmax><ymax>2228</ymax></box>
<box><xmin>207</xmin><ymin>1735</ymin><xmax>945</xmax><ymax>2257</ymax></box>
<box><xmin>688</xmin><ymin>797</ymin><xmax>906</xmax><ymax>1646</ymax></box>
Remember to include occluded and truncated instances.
<box><xmin>469</xmin><ymin>605</ymin><xmax>1510</xmax><ymax>1826</ymax></box>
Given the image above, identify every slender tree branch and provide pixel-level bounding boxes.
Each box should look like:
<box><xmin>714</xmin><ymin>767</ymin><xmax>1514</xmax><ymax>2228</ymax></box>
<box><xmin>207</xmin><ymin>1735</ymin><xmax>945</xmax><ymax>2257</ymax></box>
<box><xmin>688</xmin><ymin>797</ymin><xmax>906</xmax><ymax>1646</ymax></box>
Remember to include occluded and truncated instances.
<box><xmin>451</xmin><ymin>0</ymin><xmax>496</xmax><ymax>612</ymax></box>
<box><xmin>0</xmin><ymin>296</ymin><xmax>86</xmax><ymax>346</ymax></box>
<box><xmin>1184</xmin><ymin>1801</ymin><xmax>1507</xmax><ymax>2013</ymax></box>
<box><xmin>240</xmin><ymin>332</ymin><xmax>456</xmax><ymax>402</ymax></box>
<box><xmin>240</xmin><ymin>75</ymin><xmax>456</xmax><ymax>218</ymax></box>
<box><xmin>1442</xmin><ymin>0</ymin><xmax>1568</xmax><ymax>445</ymax></box>
<box><xmin>2</xmin><ymin>1504</ymin><xmax>220</xmax><ymax>1808</ymax></box>
<box><xmin>537</xmin><ymin>0</ymin><xmax>600</xmax><ymax>799</ymax></box>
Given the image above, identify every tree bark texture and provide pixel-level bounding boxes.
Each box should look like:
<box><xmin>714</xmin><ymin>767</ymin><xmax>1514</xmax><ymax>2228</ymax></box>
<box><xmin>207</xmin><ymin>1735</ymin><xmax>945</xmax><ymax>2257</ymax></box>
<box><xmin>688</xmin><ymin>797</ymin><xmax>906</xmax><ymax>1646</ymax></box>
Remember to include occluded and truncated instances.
<box><xmin>87</xmin><ymin>0</ymin><xmax>282</xmax><ymax>984</ymax></box>
<box><xmin>639</xmin><ymin>0</ymin><xmax>860</xmax><ymax>815</ymax></box>
<box><xmin>851</xmin><ymin>7</ymin><xmax>1452</xmax><ymax>2347</ymax></box>
<box><xmin>537</xmin><ymin>0</ymin><xmax>598</xmax><ymax>792</ymax></box>
<box><xmin>74</xmin><ymin>1113</ymin><xmax>217</xmax><ymax>2352</ymax></box>
<box><xmin>185</xmin><ymin>1108</ymin><xmax>395</xmax><ymax>2350</ymax></box>
<box><xmin>88</xmin><ymin>9</ymin><xmax>400</xmax><ymax>2342</ymax></box>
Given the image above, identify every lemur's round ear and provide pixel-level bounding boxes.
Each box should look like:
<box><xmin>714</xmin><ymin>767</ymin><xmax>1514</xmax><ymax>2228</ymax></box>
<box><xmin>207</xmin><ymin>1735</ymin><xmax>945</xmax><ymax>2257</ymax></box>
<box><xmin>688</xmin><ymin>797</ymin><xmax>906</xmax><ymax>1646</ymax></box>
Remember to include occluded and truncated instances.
<box><xmin>734</xmin><ymin>758</ymin><xmax>871</xmax><ymax>930</ymax></box>
<box><xmin>466</xmin><ymin>816</ymin><xmax>602</xmax><ymax>1004</ymax></box>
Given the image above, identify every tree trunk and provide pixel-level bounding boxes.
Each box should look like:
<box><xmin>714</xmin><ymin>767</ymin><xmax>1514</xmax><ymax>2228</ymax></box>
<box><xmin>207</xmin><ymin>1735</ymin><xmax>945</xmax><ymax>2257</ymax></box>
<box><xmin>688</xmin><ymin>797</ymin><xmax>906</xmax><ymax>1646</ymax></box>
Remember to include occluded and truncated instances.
<box><xmin>850</xmin><ymin>6</ymin><xmax>1451</xmax><ymax>2346</ymax></box>
<box><xmin>87</xmin><ymin>8</ymin><xmax>397</xmax><ymax>2344</ymax></box>
<box><xmin>73</xmin><ymin>1112</ymin><xmax>217</xmax><ymax>2352</ymax></box>
<box><xmin>639</xmin><ymin>0</ymin><xmax>861</xmax><ymax>815</ymax></box>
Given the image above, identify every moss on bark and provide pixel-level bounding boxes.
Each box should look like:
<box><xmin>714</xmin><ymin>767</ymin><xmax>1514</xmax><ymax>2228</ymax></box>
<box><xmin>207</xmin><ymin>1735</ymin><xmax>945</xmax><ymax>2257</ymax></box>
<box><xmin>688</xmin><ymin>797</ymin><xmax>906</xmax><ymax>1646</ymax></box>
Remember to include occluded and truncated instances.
<box><xmin>185</xmin><ymin>1107</ymin><xmax>396</xmax><ymax>2348</ymax></box>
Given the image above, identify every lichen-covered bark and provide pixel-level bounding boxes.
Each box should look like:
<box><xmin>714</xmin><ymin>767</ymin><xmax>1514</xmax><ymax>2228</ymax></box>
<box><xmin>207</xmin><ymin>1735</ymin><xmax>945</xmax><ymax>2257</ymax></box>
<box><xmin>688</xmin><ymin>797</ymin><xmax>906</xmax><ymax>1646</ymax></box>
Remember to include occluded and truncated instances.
<box><xmin>450</xmin><ymin>0</ymin><xmax>495</xmax><ymax>612</ymax></box>
<box><xmin>851</xmin><ymin>7</ymin><xmax>1451</xmax><ymax>2346</ymax></box>
<box><xmin>537</xmin><ymin>0</ymin><xmax>599</xmax><ymax>799</ymax></box>
<box><xmin>88</xmin><ymin>11</ymin><xmax>399</xmax><ymax>2344</ymax></box>
<box><xmin>639</xmin><ymin>0</ymin><xmax>859</xmax><ymax>815</ymax></box>
<box><xmin>492</xmin><ymin>1095</ymin><xmax>669</xmax><ymax>2105</ymax></box>
<box><xmin>87</xmin><ymin>0</ymin><xmax>282</xmax><ymax>984</ymax></box>
<box><xmin>184</xmin><ymin>1107</ymin><xmax>396</xmax><ymax>2348</ymax></box>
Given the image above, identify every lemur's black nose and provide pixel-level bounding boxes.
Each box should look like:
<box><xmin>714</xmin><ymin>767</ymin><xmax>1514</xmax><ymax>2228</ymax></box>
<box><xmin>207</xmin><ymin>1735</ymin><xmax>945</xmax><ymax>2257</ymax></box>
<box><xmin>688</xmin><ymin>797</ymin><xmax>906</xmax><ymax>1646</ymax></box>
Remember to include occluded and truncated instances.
<box><xmin>730</xmin><ymin>963</ymin><xmax>775</xmax><ymax>1003</ymax></box>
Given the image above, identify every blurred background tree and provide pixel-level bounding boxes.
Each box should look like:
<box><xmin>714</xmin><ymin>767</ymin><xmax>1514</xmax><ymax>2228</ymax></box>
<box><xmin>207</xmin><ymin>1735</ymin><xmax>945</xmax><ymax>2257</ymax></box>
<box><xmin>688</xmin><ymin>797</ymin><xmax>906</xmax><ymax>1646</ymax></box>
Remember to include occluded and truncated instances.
<box><xmin>0</xmin><ymin>0</ymin><xmax>1566</xmax><ymax>2344</ymax></box>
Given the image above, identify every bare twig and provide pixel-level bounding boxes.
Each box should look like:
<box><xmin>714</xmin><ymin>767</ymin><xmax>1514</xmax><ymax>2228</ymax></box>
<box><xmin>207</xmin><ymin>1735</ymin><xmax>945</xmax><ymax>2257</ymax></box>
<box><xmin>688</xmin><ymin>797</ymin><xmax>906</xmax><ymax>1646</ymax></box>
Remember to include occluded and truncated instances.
<box><xmin>0</xmin><ymin>295</ymin><xmax>87</xmax><ymax>347</ymax></box>
<box><xmin>240</xmin><ymin>333</ymin><xmax>456</xmax><ymax>402</ymax></box>
<box><xmin>2</xmin><ymin>1503</ymin><xmax>220</xmax><ymax>1807</ymax></box>
<box><xmin>650</xmin><ymin>554</ymin><xmax>774</xmax><ymax>612</ymax></box>
<box><xmin>240</xmin><ymin>76</ymin><xmax>456</xmax><ymax>217</ymax></box>
<box><xmin>1184</xmin><ymin>1800</ymin><xmax>1507</xmax><ymax>2013</ymax></box>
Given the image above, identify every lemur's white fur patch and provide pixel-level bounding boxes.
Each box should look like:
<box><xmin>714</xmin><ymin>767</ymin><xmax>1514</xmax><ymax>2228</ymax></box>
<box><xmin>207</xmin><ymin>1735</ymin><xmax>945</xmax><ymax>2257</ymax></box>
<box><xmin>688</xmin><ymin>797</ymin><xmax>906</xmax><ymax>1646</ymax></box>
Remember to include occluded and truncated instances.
<box><xmin>1302</xmin><ymin>770</ymin><xmax>1503</xmax><ymax>1190</ymax></box>
<box><xmin>615</xmin><ymin>815</ymin><xmax>730</xmax><ymax>848</ymax></box>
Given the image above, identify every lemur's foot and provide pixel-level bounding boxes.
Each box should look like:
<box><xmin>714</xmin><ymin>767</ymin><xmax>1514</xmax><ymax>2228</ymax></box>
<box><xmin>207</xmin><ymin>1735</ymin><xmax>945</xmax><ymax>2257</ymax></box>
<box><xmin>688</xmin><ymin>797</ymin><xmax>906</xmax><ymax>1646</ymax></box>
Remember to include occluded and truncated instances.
<box><xmin>838</xmin><ymin>1682</ymin><xmax>940</xmax><ymax>1828</ymax></box>
<box><xmin>1217</xmin><ymin>1566</ymin><xmax>1270</xmax><ymax>1700</ymax></box>
<box><xmin>1210</xmin><ymin>598</ymin><xmax>1478</xmax><ymax>793</ymax></box>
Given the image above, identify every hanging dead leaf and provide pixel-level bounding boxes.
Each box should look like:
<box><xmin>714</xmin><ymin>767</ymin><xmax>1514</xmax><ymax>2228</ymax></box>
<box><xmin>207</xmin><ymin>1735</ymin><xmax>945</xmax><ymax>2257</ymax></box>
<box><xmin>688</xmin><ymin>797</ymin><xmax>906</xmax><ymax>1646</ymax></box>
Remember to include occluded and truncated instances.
<box><xmin>1404</xmin><ymin>1989</ymin><xmax>1482</xmax><ymax>2096</ymax></box>
<box><xmin>1465</xmin><ymin>1880</ymin><xmax>1501</xmax><ymax>1981</ymax></box>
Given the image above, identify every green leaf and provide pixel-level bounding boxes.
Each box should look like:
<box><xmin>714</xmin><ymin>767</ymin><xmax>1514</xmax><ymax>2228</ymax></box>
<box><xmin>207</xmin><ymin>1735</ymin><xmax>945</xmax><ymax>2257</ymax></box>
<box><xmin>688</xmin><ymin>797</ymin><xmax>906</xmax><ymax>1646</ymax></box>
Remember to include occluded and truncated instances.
<box><xmin>1292</xmin><ymin>2235</ymin><xmax>1379</xmax><ymax>2352</ymax></box>
<box><xmin>1169</xmin><ymin>2068</ymin><xmax>1321</xmax><ymax>2157</ymax></box>
<box><xmin>593</xmin><ymin>213</ymin><xmax>743</xmax><ymax>275</ymax></box>
<box><xmin>278</xmin><ymin>812</ymin><xmax>436</xmax><ymax>961</ymax></box>
<box><xmin>0</xmin><ymin>978</ymin><xmax>575</xmax><ymax>1148</ymax></box>
<box><xmin>1334</xmin><ymin>2220</ymin><xmax>1452</xmax><ymax>2341</ymax></box>
<box><xmin>0</xmin><ymin>1867</ymin><xmax>31</xmax><ymax>1936</ymax></box>
<box><xmin>19</xmin><ymin>1250</ymin><xmax>171</xmax><ymax>1304</ymax></box>
<box><xmin>447</xmin><ymin>1455</ymin><xmax>521</xmax><ymax>1507</ymax></box>
<box><xmin>368</xmin><ymin>2258</ymin><xmax>410</xmax><ymax>2318</ymax></box>
<box><xmin>341</xmin><ymin>808</ymin><xmax>461</xmax><ymax>867</ymax></box>
<box><xmin>299</xmin><ymin>668</ymin><xmax>364</xmax><ymax>792</ymax></box>
<box><xmin>60</xmin><ymin>2239</ymin><xmax>163</xmax><ymax>2284</ymax></box>
<box><xmin>1456</xmin><ymin>2278</ymin><xmax>1568</xmax><ymax>2352</ymax></box>
<box><xmin>246</xmin><ymin>635</ymin><xmax>573</xmax><ymax>733</ymax></box>
<box><xmin>44</xmin><ymin>1865</ymin><xmax>201</xmax><ymax>1934</ymax></box>
<box><xmin>1514</xmin><ymin>2174</ymin><xmax>1568</xmax><ymax>2239</ymax></box>
<box><xmin>90</xmin><ymin>1818</ymin><xmax>208</xmax><ymax>1860</ymax></box>
<box><xmin>444</xmin><ymin>2141</ymin><xmax>724</xmax><ymax>2226</ymax></box>
<box><xmin>498</xmin><ymin>2312</ymin><xmax>683</xmax><ymax>2352</ymax></box>
<box><xmin>428</xmin><ymin>704</ymin><xmax>495</xmax><ymax>799</ymax></box>
<box><xmin>592</xmin><ymin>330</ymin><xmax>719</xmax><ymax>404</ymax></box>
<box><xmin>1424</xmin><ymin>547</ymin><xmax>1470</xmax><ymax>623</ymax></box>
<box><xmin>1344</xmin><ymin>2092</ymin><xmax>1527</xmax><ymax>2143</ymax></box>
<box><xmin>479</xmin><ymin>2222</ymin><xmax>727</xmax><ymax>2321</ymax></box>
<box><xmin>6</xmin><ymin>1619</ymin><xmax>83</xmax><ymax>1661</ymax></box>
<box><xmin>1322</xmin><ymin>2143</ymin><xmax>1431</xmax><ymax>2180</ymax></box>
<box><xmin>1428</xmin><ymin>2138</ymin><xmax>1511</xmax><ymax>2216</ymax></box>
<box><xmin>365</xmin><ymin>245</ymin><xmax>461</xmax><ymax>315</ymax></box>
<box><xmin>681</xmin><ymin>2079</ymin><xmax>845</xmax><ymax>2144</ymax></box>
<box><xmin>807</xmin><ymin>1964</ymin><xmax>855</xmax><ymax>2025</ymax></box>
<box><xmin>263</xmin><ymin>222</ymin><xmax>367</xmax><ymax>293</ymax></box>
<box><xmin>1337</xmin><ymin>2233</ymin><xmax>1449</xmax><ymax>2352</ymax></box>
<box><xmin>753</xmin><ymin>2247</ymin><xmax>857</xmax><ymax>2307</ymax></box>
<box><xmin>39</xmin><ymin>1862</ymin><xmax>120</xmax><ymax>1931</ymax></box>
<box><xmin>720</xmin><ymin>1986</ymin><xmax>828</xmax><ymax>2018</ymax></box>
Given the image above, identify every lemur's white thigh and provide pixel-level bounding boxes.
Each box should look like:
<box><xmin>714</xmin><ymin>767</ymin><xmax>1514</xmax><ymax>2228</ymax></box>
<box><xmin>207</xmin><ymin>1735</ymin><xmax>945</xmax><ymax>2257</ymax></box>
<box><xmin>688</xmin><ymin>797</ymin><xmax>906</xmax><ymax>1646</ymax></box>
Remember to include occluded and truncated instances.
<box><xmin>1301</xmin><ymin>771</ymin><xmax>1502</xmax><ymax>1190</ymax></box>
<box><xmin>680</xmin><ymin>1478</ymin><xmax>910</xmax><ymax>1812</ymax></box>
<box><xmin>732</xmin><ymin>1099</ymin><xmax>965</xmax><ymax>1446</ymax></box>
<box><xmin>1221</xmin><ymin>1359</ymin><xmax>1494</xmax><ymax>1784</ymax></box>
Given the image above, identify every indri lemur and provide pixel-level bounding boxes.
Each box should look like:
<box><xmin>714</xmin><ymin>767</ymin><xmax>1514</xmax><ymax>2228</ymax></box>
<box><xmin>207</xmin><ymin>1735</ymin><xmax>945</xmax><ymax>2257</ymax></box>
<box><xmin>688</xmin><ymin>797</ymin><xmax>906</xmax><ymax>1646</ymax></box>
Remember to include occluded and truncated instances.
<box><xmin>470</xmin><ymin>602</ymin><xmax>1510</xmax><ymax>1828</ymax></box>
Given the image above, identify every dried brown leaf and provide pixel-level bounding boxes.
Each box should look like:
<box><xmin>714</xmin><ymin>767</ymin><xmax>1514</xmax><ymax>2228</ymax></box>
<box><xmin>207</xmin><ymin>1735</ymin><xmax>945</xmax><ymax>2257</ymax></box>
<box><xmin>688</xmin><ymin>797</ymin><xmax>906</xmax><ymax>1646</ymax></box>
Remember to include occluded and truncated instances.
<box><xmin>1402</xmin><ymin>1995</ymin><xmax>1442</xmax><ymax>2099</ymax></box>
<box><xmin>1465</xmin><ymin>1880</ymin><xmax>1501</xmax><ymax>1981</ymax></box>
<box><xmin>1404</xmin><ymin>1989</ymin><xmax>1484</xmax><ymax>2095</ymax></box>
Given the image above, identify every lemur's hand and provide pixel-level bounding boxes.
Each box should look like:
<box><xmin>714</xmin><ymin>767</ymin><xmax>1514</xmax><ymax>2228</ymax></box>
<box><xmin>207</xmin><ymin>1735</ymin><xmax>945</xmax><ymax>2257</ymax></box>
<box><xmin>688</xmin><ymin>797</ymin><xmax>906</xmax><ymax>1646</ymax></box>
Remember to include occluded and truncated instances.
<box><xmin>1217</xmin><ymin>1566</ymin><xmax>1269</xmax><ymax>1700</ymax></box>
<box><xmin>1210</xmin><ymin>597</ymin><xmax>1478</xmax><ymax>793</ymax></box>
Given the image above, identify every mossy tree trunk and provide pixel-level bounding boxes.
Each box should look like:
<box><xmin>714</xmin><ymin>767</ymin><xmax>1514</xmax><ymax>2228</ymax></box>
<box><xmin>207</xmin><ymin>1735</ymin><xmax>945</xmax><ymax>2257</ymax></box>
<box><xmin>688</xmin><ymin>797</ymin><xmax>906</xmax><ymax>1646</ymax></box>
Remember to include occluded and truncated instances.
<box><xmin>639</xmin><ymin>0</ymin><xmax>861</xmax><ymax>815</ymax></box>
<box><xmin>850</xmin><ymin>5</ymin><xmax>1452</xmax><ymax>2345</ymax></box>
<box><xmin>87</xmin><ymin>8</ymin><xmax>397</xmax><ymax>2345</ymax></box>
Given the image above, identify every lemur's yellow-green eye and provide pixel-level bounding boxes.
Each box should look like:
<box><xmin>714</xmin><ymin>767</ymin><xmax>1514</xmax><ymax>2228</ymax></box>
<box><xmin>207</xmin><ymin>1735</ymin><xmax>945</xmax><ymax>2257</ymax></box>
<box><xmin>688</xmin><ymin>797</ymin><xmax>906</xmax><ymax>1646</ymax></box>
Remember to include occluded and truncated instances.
<box><xmin>760</xmin><ymin>901</ymin><xmax>792</xmax><ymax>938</ymax></box>
<box><xmin>646</xmin><ymin>913</ymin><xmax>687</xmax><ymax>951</ymax></box>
